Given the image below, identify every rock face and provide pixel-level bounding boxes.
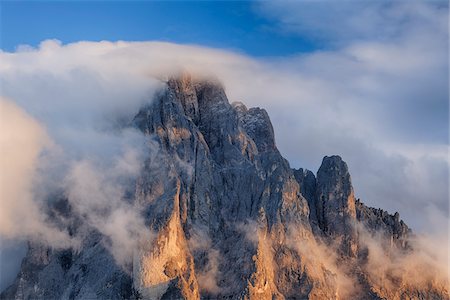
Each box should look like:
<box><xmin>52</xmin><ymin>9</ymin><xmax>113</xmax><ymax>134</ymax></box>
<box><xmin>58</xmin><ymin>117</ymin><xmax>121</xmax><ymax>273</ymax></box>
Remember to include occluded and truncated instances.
<box><xmin>2</xmin><ymin>74</ymin><xmax>448</xmax><ymax>300</ymax></box>
<box><xmin>315</xmin><ymin>156</ymin><xmax>358</xmax><ymax>257</ymax></box>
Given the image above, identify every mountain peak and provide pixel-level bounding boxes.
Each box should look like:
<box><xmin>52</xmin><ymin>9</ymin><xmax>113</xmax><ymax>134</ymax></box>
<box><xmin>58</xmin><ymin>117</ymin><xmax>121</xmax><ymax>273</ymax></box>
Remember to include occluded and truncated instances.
<box><xmin>3</xmin><ymin>78</ymin><xmax>447</xmax><ymax>300</ymax></box>
<box><xmin>167</xmin><ymin>72</ymin><xmax>224</xmax><ymax>94</ymax></box>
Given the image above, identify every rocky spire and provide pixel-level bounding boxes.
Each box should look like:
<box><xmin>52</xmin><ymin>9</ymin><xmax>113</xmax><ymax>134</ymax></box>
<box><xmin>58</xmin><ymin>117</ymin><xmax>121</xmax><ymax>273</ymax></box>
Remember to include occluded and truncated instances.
<box><xmin>234</xmin><ymin>104</ymin><xmax>276</xmax><ymax>153</ymax></box>
<box><xmin>316</xmin><ymin>155</ymin><xmax>357</xmax><ymax>234</ymax></box>
<box><xmin>315</xmin><ymin>155</ymin><xmax>358</xmax><ymax>256</ymax></box>
<box><xmin>167</xmin><ymin>73</ymin><xmax>200</xmax><ymax>123</ymax></box>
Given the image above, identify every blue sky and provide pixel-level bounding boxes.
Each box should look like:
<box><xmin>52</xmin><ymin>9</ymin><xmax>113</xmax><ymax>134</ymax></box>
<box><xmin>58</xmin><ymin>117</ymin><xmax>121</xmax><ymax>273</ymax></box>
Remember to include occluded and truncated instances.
<box><xmin>0</xmin><ymin>1</ymin><xmax>318</xmax><ymax>56</ymax></box>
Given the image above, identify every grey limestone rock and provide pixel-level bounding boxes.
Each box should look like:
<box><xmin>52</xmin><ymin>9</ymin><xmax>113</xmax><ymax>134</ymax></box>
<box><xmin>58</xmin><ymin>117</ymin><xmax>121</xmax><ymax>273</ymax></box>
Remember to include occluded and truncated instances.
<box><xmin>2</xmin><ymin>74</ymin><xmax>447</xmax><ymax>300</ymax></box>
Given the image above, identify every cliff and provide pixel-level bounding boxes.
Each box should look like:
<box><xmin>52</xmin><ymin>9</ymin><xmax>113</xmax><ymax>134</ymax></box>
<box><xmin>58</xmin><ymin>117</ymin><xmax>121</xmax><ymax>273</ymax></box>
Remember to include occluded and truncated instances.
<box><xmin>2</xmin><ymin>74</ymin><xmax>447</xmax><ymax>300</ymax></box>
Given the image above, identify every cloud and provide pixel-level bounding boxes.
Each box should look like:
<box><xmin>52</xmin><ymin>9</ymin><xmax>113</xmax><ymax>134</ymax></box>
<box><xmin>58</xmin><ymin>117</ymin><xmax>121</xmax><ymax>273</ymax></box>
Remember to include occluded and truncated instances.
<box><xmin>0</xmin><ymin>97</ymin><xmax>74</xmax><ymax>290</ymax></box>
<box><xmin>286</xmin><ymin>221</ymin><xmax>449</xmax><ymax>298</ymax></box>
<box><xmin>187</xmin><ymin>227</ymin><xmax>221</xmax><ymax>294</ymax></box>
<box><xmin>253</xmin><ymin>0</ymin><xmax>448</xmax><ymax>146</ymax></box>
<box><xmin>251</xmin><ymin>0</ymin><xmax>449</xmax><ymax>232</ymax></box>
<box><xmin>63</xmin><ymin>145</ymin><xmax>152</xmax><ymax>268</ymax></box>
<box><xmin>0</xmin><ymin>34</ymin><xmax>446</xmax><ymax>232</ymax></box>
<box><xmin>286</xmin><ymin>227</ymin><xmax>357</xmax><ymax>298</ymax></box>
<box><xmin>0</xmin><ymin>53</ymin><xmax>158</xmax><ymax>284</ymax></box>
<box><xmin>0</xmin><ymin>97</ymin><xmax>73</xmax><ymax>247</ymax></box>
<box><xmin>356</xmin><ymin>223</ymin><xmax>449</xmax><ymax>296</ymax></box>
<box><xmin>0</xmin><ymin>1</ymin><xmax>447</xmax><ymax>288</ymax></box>
<box><xmin>255</xmin><ymin>1</ymin><xmax>448</xmax><ymax>46</ymax></box>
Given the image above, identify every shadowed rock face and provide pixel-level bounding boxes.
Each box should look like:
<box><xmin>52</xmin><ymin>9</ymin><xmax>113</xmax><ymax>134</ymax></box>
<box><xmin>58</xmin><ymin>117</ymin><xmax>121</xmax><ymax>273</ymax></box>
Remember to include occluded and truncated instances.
<box><xmin>315</xmin><ymin>156</ymin><xmax>358</xmax><ymax>257</ymax></box>
<box><xmin>2</xmin><ymin>74</ymin><xmax>448</xmax><ymax>300</ymax></box>
<box><xmin>316</xmin><ymin>155</ymin><xmax>356</xmax><ymax>233</ymax></box>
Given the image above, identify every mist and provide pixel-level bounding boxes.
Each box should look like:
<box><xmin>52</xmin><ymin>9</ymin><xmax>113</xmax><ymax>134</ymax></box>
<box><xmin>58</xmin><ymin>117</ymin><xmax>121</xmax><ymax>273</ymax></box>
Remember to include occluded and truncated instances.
<box><xmin>0</xmin><ymin>97</ymin><xmax>74</xmax><ymax>247</ymax></box>
<box><xmin>187</xmin><ymin>227</ymin><xmax>221</xmax><ymax>295</ymax></box>
<box><xmin>286</xmin><ymin>222</ymin><xmax>449</xmax><ymax>298</ymax></box>
<box><xmin>0</xmin><ymin>3</ymin><xmax>447</xmax><ymax>288</ymax></box>
<box><xmin>4</xmin><ymin>36</ymin><xmax>446</xmax><ymax>234</ymax></box>
<box><xmin>0</xmin><ymin>59</ymin><xmax>160</xmax><ymax>288</ymax></box>
<box><xmin>63</xmin><ymin>142</ymin><xmax>152</xmax><ymax>268</ymax></box>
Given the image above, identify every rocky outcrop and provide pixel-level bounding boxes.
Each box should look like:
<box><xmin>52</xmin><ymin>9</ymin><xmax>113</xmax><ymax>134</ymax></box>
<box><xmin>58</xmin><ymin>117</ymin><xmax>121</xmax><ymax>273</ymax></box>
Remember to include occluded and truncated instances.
<box><xmin>133</xmin><ymin>181</ymin><xmax>199</xmax><ymax>299</ymax></box>
<box><xmin>314</xmin><ymin>156</ymin><xmax>358</xmax><ymax>257</ymax></box>
<box><xmin>2</xmin><ymin>73</ymin><xmax>448</xmax><ymax>300</ymax></box>
<box><xmin>293</xmin><ymin>168</ymin><xmax>317</xmax><ymax>229</ymax></box>
<box><xmin>245</xmin><ymin>229</ymin><xmax>283</xmax><ymax>300</ymax></box>
<box><xmin>2</xmin><ymin>237</ymin><xmax>134</xmax><ymax>300</ymax></box>
<box><xmin>355</xmin><ymin>199</ymin><xmax>410</xmax><ymax>248</ymax></box>
<box><xmin>132</xmin><ymin>73</ymin><xmax>314</xmax><ymax>298</ymax></box>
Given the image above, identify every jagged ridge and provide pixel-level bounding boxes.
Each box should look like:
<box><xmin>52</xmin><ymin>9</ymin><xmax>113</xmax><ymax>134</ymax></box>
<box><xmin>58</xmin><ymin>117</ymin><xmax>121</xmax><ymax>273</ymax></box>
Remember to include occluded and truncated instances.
<box><xmin>2</xmin><ymin>73</ymin><xmax>447</xmax><ymax>300</ymax></box>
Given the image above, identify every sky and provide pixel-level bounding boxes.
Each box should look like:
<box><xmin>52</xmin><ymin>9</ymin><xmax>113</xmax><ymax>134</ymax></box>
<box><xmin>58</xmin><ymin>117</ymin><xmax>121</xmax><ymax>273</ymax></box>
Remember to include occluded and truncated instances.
<box><xmin>0</xmin><ymin>0</ymin><xmax>449</xmax><ymax>292</ymax></box>
<box><xmin>0</xmin><ymin>1</ymin><xmax>316</xmax><ymax>56</ymax></box>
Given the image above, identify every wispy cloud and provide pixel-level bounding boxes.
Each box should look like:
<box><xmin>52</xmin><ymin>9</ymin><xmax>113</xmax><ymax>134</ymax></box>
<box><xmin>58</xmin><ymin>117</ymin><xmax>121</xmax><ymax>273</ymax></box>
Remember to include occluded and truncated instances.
<box><xmin>63</xmin><ymin>147</ymin><xmax>152</xmax><ymax>268</ymax></box>
<box><xmin>0</xmin><ymin>1</ymin><xmax>447</xmax><ymax>288</ymax></box>
<box><xmin>1</xmin><ymin>35</ymin><xmax>446</xmax><ymax>233</ymax></box>
<box><xmin>0</xmin><ymin>97</ymin><xmax>73</xmax><ymax>247</ymax></box>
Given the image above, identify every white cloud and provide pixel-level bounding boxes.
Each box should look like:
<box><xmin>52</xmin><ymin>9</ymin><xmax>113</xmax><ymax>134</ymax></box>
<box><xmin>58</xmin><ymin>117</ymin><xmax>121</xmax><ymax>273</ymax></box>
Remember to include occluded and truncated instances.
<box><xmin>251</xmin><ymin>0</ymin><xmax>448</xmax><ymax>232</ymax></box>
<box><xmin>0</xmin><ymin>33</ymin><xmax>447</xmax><ymax>233</ymax></box>
<box><xmin>0</xmin><ymin>1</ymin><xmax>447</xmax><ymax>291</ymax></box>
<box><xmin>0</xmin><ymin>2</ymin><xmax>447</xmax><ymax>285</ymax></box>
<box><xmin>63</xmin><ymin>148</ymin><xmax>152</xmax><ymax>268</ymax></box>
<box><xmin>255</xmin><ymin>1</ymin><xmax>448</xmax><ymax>46</ymax></box>
<box><xmin>0</xmin><ymin>97</ymin><xmax>73</xmax><ymax>247</ymax></box>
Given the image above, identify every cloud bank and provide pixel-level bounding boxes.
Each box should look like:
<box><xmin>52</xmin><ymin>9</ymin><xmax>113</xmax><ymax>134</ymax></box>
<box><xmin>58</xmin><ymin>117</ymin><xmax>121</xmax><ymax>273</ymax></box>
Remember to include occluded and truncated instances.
<box><xmin>0</xmin><ymin>97</ymin><xmax>72</xmax><ymax>247</ymax></box>
<box><xmin>3</xmin><ymin>37</ymin><xmax>446</xmax><ymax>231</ymax></box>
<box><xmin>0</xmin><ymin>93</ymin><xmax>154</xmax><ymax>268</ymax></box>
<box><xmin>0</xmin><ymin>0</ymin><xmax>447</xmax><ymax>291</ymax></box>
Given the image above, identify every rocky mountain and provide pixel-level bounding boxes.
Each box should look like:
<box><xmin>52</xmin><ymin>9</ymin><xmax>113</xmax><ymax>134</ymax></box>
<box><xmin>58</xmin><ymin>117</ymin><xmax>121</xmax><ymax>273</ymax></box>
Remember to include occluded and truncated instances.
<box><xmin>1</xmin><ymin>74</ymin><xmax>448</xmax><ymax>299</ymax></box>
